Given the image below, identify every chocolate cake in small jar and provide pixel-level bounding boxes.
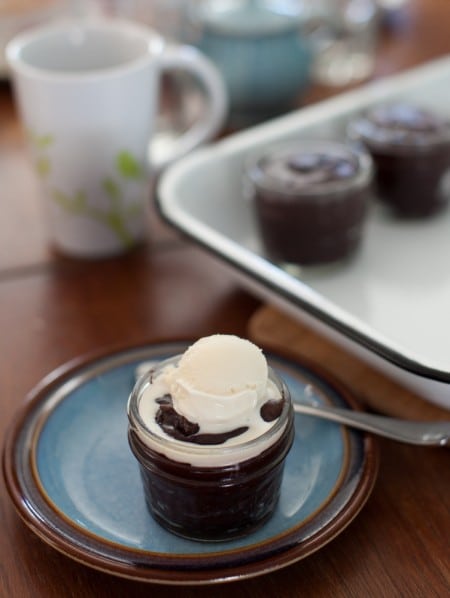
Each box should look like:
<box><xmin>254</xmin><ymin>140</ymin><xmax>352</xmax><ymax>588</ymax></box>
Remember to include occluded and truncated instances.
<box><xmin>127</xmin><ymin>335</ymin><xmax>294</xmax><ymax>542</ymax></box>
<box><xmin>348</xmin><ymin>103</ymin><xmax>450</xmax><ymax>217</ymax></box>
<box><xmin>245</xmin><ymin>140</ymin><xmax>373</xmax><ymax>266</ymax></box>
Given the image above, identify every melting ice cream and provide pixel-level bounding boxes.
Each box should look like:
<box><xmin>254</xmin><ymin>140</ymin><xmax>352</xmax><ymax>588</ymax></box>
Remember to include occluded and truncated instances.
<box><xmin>136</xmin><ymin>335</ymin><xmax>287</xmax><ymax>466</ymax></box>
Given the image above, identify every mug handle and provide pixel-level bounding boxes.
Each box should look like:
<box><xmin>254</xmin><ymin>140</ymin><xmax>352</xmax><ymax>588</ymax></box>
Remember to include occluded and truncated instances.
<box><xmin>149</xmin><ymin>44</ymin><xmax>228</xmax><ymax>172</ymax></box>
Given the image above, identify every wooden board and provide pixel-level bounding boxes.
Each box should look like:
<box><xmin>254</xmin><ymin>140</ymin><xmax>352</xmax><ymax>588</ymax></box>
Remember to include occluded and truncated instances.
<box><xmin>248</xmin><ymin>305</ymin><xmax>450</xmax><ymax>420</ymax></box>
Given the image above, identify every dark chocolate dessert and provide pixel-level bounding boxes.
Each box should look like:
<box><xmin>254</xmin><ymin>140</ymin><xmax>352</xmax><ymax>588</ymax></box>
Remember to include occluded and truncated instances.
<box><xmin>127</xmin><ymin>335</ymin><xmax>295</xmax><ymax>542</ymax></box>
<box><xmin>246</xmin><ymin>140</ymin><xmax>373</xmax><ymax>265</ymax></box>
<box><xmin>349</xmin><ymin>103</ymin><xmax>450</xmax><ymax>217</ymax></box>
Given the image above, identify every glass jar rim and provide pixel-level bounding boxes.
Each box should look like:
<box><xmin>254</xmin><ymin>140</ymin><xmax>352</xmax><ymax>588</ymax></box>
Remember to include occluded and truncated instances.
<box><xmin>348</xmin><ymin>110</ymin><xmax>450</xmax><ymax>155</ymax></box>
<box><xmin>127</xmin><ymin>355</ymin><xmax>292</xmax><ymax>460</ymax></box>
<box><xmin>245</xmin><ymin>139</ymin><xmax>373</xmax><ymax>197</ymax></box>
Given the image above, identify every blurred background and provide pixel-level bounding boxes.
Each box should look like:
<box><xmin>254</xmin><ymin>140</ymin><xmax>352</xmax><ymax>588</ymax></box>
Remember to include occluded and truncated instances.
<box><xmin>1</xmin><ymin>0</ymin><xmax>414</xmax><ymax>131</ymax></box>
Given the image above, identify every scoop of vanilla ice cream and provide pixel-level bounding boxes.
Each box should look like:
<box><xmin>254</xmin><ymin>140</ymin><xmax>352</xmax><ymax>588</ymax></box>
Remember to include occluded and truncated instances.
<box><xmin>163</xmin><ymin>334</ymin><xmax>269</xmax><ymax>432</ymax></box>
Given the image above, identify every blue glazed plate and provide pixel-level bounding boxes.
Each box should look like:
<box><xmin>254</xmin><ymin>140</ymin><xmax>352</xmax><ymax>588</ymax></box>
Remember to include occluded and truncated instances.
<box><xmin>3</xmin><ymin>341</ymin><xmax>378</xmax><ymax>585</ymax></box>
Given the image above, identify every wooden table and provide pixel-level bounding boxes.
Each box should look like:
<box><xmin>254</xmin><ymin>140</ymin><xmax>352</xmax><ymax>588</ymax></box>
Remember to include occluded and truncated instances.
<box><xmin>1</xmin><ymin>1</ymin><xmax>449</xmax><ymax>596</ymax></box>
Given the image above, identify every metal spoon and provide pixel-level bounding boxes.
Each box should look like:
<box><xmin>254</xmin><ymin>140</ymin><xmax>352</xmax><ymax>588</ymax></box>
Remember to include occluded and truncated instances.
<box><xmin>293</xmin><ymin>401</ymin><xmax>450</xmax><ymax>446</ymax></box>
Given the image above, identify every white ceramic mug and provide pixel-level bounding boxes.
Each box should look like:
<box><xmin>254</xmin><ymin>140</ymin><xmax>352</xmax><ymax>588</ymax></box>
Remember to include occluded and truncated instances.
<box><xmin>6</xmin><ymin>17</ymin><xmax>227</xmax><ymax>258</ymax></box>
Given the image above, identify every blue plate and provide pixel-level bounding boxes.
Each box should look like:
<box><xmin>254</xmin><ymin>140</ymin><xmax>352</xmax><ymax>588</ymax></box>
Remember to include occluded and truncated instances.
<box><xmin>3</xmin><ymin>341</ymin><xmax>378</xmax><ymax>584</ymax></box>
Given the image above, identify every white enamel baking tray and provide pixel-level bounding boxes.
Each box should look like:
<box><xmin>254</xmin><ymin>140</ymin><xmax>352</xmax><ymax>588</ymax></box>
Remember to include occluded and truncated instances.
<box><xmin>157</xmin><ymin>56</ymin><xmax>450</xmax><ymax>410</ymax></box>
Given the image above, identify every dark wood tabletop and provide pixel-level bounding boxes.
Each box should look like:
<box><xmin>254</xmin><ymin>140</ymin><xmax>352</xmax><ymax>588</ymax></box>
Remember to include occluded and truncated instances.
<box><xmin>1</xmin><ymin>1</ymin><xmax>449</xmax><ymax>596</ymax></box>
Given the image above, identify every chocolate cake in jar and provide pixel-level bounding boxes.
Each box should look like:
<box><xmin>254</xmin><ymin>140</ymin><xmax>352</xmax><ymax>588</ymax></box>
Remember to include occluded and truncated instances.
<box><xmin>348</xmin><ymin>103</ymin><xmax>450</xmax><ymax>217</ymax></box>
<box><xmin>127</xmin><ymin>335</ymin><xmax>294</xmax><ymax>542</ymax></box>
<box><xmin>245</xmin><ymin>140</ymin><xmax>373</xmax><ymax>266</ymax></box>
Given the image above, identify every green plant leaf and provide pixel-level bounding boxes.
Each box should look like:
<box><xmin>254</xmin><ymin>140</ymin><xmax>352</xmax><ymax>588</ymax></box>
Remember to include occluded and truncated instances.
<box><xmin>73</xmin><ymin>191</ymin><xmax>87</xmax><ymax>210</ymax></box>
<box><xmin>28</xmin><ymin>129</ymin><xmax>54</xmax><ymax>149</ymax></box>
<box><xmin>126</xmin><ymin>201</ymin><xmax>144</xmax><ymax>217</ymax></box>
<box><xmin>36</xmin><ymin>134</ymin><xmax>54</xmax><ymax>150</ymax></box>
<box><xmin>103</xmin><ymin>177</ymin><xmax>121</xmax><ymax>203</ymax></box>
<box><xmin>52</xmin><ymin>189</ymin><xmax>87</xmax><ymax>214</ymax></box>
<box><xmin>116</xmin><ymin>151</ymin><xmax>142</xmax><ymax>180</ymax></box>
<box><xmin>35</xmin><ymin>156</ymin><xmax>51</xmax><ymax>178</ymax></box>
<box><xmin>51</xmin><ymin>187</ymin><xmax>134</xmax><ymax>248</ymax></box>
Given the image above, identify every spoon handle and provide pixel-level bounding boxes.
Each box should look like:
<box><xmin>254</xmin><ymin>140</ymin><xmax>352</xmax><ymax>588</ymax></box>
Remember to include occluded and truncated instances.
<box><xmin>293</xmin><ymin>402</ymin><xmax>450</xmax><ymax>446</ymax></box>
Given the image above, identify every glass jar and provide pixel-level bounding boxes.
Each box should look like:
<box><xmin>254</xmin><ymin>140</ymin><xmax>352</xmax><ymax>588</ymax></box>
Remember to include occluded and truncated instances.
<box><xmin>127</xmin><ymin>357</ymin><xmax>295</xmax><ymax>542</ymax></box>
<box><xmin>348</xmin><ymin>103</ymin><xmax>450</xmax><ymax>217</ymax></box>
<box><xmin>305</xmin><ymin>0</ymin><xmax>380</xmax><ymax>86</ymax></box>
<box><xmin>245</xmin><ymin>139</ymin><xmax>373</xmax><ymax>266</ymax></box>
